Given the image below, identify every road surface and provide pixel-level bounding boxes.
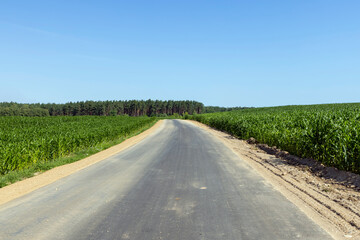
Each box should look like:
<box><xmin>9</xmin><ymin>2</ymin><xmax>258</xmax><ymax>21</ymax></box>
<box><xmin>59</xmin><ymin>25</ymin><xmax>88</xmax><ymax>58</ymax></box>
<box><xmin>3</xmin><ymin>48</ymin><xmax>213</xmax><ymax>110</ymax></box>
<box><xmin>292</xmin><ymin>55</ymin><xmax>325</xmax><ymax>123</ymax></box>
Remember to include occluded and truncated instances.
<box><xmin>0</xmin><ymin>120</ymin><xmax>332</xmax><ymax>239</ymax></box>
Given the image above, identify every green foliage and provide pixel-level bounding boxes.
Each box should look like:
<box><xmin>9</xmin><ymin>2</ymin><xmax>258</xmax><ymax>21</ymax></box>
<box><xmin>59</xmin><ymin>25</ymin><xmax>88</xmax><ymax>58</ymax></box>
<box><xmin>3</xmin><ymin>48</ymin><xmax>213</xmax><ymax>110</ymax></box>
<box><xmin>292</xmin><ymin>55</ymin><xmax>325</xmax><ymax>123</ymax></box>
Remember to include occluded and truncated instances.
<box><xmin>203</xmin><ymin>106</ymin><xmax>251</xmax><ymax>113</ymax></box>
<box><xmin>0</xmin><ymin>103</ymin><xmax>49</xmax><ymax>117</ymax></box>
<box><xmin>0</xmin><ymin>100</ymin><xmax>205</xmax><ymax>117</ymax></box>
<box><xmin>191</xmin><ymin>103</ymin><xmax>360</xmax><ymax>173</ymax></box>
<box><xmin>184</xmin><ymin>112</ymin><xmax>189</xmax><ymax>119</ymax></box>
<box><xmin>0</xmin><ymin>116</ymin><xmax>157</xmax><ymax>175</ymax></box>
<box><xmin>172</xmin><ymin>113</ymin><xmax>181</xmax><ymax>119</ymax></box>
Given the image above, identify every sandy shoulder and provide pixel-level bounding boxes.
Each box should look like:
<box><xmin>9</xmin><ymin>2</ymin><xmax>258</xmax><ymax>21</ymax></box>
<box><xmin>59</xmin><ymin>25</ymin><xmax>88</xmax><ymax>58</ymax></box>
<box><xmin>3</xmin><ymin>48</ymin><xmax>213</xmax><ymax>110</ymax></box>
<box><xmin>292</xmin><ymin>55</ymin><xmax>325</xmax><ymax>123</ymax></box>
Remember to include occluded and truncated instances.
<box><xmin>0</xmin><ymin>120</ymin><xmax>164</xmax><ymax>206</ymax></box>
<box><xmin>188</xmin><ymin>120</ymin><xmax>360</xmax><ymax>240</ymax></box>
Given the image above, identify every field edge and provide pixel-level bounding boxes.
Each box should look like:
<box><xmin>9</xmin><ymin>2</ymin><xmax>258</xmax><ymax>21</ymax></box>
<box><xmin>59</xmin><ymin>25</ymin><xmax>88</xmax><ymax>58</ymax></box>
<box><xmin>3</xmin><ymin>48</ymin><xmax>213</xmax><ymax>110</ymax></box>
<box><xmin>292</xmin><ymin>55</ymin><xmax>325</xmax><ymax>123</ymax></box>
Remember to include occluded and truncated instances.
<box><xmin>187</xmin><ymin>119</ymin><xmax>359</xmax><ymax>240</ymax></box>
<box><xmin>0</xmin><ymin>120</ymin><xmax>163</xmax><ymax>206</ymax></box>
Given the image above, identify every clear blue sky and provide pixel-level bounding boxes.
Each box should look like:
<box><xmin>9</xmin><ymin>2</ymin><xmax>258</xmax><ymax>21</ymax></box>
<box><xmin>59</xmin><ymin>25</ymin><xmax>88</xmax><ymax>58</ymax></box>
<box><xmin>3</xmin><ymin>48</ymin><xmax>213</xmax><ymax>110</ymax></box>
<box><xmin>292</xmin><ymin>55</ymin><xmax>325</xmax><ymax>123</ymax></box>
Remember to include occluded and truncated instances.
<box><xmin>0</xmin><ymin>0</ymin><xmax>359</xmax><ymax>107</ymax></box>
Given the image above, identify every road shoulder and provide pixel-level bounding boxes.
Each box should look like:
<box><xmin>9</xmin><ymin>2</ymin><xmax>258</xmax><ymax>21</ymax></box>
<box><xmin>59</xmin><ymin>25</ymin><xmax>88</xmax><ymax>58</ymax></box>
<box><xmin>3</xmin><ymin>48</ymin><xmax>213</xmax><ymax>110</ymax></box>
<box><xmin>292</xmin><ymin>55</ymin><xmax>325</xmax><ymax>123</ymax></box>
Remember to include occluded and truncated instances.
<box><xmin>187</xmin><ymin>120</ymin><xmax>360</xmax><ymax>240</ymax></box>
<box><xmin>0</xmin><ymin>120</ymin><xmax>164</xmax><ymax>206</ymax></box>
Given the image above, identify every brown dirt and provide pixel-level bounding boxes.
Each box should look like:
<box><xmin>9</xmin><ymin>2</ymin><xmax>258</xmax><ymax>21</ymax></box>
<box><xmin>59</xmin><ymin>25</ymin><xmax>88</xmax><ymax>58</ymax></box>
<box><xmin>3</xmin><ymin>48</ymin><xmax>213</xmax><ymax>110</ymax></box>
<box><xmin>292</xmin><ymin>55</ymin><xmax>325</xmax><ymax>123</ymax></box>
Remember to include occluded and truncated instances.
<box><xmin>0</xmin><ymin>120</ymin><xmax>164</xmax><ymax>206</ymax></box>
<box><xmin>189</xmin><ymin>120</ymin><xmax>360</xmax><ymax>240</ymax></box>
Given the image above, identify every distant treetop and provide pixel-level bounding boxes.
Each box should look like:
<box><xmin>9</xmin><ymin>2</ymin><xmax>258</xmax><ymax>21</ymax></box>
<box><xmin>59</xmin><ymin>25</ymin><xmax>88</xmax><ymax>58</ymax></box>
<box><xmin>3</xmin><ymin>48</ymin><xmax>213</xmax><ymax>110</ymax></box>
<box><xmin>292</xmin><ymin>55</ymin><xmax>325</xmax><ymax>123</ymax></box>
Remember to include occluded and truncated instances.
<box><xmin>0</xmin><ymin>100</ymin><xmax>204</xmax><ymax>117</ymax></box>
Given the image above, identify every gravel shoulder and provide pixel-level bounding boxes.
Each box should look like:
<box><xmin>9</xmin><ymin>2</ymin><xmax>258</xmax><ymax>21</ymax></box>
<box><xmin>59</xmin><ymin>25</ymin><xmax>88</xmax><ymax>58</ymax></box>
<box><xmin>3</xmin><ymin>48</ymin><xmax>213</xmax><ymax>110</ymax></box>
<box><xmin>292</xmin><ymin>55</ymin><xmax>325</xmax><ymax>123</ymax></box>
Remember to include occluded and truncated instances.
<box><xmin>189</xmin><ymin>120</ymin><xmax>360</xmax><ymax>240</ymax></box>
<box><xmin>0</xmin><ymin>120</ymin><xmax>164</xmax><ymax>206</ymax></box>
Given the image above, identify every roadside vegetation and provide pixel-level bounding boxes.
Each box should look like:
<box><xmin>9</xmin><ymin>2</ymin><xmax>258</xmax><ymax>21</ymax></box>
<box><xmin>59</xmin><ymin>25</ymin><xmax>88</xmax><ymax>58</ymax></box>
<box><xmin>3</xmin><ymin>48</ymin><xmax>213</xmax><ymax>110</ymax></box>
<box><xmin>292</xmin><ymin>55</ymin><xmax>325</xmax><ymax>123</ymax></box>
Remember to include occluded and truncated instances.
<box><xmin>0</xmin><ymin>99</ymin><xmax>232</xmax><ymax>187</ymax></box>
<box><xmin>4</xmin><ymin>101</ymin><xmax>359</xmax><ymax>187</ymax></box>
<box><xmin>191</xmin><ymin>103</ymin><xmax>360</xmax><ymax>173</ymax></box>
<box><xmin>0</xmin><ymin>115</ymin><xmax>157</xmax><ymax>187</ymax></box>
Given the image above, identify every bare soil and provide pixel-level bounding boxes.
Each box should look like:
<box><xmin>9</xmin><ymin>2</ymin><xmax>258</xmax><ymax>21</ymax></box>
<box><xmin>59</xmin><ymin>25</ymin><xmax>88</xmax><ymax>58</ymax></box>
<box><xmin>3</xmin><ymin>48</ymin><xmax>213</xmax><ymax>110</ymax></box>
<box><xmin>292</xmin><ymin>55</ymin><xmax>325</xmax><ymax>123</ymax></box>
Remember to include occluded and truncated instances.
<box><xmin>189</xmin><ymin>120</ymin><xmax>360</xmax><ymax>240</ymax></box>
<box><xmin>0</xmin><ymin>120</ymin><xmax>163</xmax><ymax>206</ymax></box>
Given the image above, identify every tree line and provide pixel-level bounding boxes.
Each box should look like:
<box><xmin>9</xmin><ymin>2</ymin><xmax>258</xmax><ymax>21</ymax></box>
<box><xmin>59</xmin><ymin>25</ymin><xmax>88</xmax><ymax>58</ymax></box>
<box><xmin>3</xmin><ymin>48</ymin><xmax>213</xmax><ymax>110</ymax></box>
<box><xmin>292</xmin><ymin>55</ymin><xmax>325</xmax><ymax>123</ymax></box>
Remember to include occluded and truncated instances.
<box><xmin>0</xmin><ymin>103</ymin><xmax>49</xmax><ymax>117</ymax></box>
<box><xmin>0</xmin><ymin>100</ymin><xmax>205</xmax><ymax>117</ymax></box>
<box><xmin>203</xmin><ymin>106</ymin><xmax>251</xmax><ymax>113</ymax></box>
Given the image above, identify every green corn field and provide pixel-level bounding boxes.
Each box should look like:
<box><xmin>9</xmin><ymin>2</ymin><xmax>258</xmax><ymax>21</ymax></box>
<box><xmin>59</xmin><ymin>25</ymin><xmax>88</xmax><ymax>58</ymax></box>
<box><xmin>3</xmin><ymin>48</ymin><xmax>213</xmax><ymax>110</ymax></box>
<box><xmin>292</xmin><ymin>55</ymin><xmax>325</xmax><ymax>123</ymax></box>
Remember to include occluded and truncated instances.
<box><xmin>0</xmin><ymin>115</ymin><xmax>157</xmax><ymax>175</ymax></box>
<box><xmin>191</xmin><ymin>103</ymin><xmax>360</xmax><ymax>173</ymax></box>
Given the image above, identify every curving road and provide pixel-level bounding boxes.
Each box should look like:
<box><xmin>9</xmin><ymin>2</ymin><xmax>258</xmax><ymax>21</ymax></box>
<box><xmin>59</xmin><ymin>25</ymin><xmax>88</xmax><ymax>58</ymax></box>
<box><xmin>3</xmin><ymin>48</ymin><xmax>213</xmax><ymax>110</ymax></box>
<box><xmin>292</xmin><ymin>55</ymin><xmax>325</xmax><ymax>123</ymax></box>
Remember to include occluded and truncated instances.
<box><xmin>0</xmin><ymin>120</ymin><xmax>332</xmax><ymax>240</ymax></box>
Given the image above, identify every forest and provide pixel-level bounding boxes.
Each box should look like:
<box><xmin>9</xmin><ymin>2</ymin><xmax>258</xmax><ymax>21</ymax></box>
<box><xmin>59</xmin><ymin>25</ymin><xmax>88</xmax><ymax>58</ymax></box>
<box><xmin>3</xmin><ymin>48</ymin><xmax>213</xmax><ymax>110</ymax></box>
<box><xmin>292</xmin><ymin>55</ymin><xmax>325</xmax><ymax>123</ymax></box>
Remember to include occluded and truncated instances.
<box><xmin>0</xmin><ymin>100</ymin><xmax>205</xmax><ymax>117</ymax></box>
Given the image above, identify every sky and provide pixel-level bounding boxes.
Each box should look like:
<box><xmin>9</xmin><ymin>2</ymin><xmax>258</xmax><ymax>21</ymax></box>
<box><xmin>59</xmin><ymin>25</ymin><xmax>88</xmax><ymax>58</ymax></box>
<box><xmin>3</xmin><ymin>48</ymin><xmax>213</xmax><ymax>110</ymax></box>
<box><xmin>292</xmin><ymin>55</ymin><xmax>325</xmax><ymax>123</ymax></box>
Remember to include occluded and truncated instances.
<box><xmin>0</xmin><ymin>0</ymin><xmax>359</xmax><ymax>107</ymax></box>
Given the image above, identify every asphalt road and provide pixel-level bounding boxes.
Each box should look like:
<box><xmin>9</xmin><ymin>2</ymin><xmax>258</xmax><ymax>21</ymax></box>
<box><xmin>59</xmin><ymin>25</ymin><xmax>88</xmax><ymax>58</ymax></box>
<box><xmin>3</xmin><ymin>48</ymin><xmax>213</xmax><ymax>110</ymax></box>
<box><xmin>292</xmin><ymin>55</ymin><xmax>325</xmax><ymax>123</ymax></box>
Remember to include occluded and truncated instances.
<box><xmin>0</xmin><ymin>120</ymin><xmax>332</xmax><ymax>240</ymax></box>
